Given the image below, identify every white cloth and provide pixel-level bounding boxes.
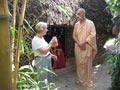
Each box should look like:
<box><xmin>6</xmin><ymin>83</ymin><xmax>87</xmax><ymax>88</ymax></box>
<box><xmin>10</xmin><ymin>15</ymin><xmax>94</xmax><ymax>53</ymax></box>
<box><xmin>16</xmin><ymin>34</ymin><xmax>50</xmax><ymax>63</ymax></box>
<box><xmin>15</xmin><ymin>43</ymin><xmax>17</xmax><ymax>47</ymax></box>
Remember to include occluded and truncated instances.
<box><xmin>32</xmin><ymin>36</ymin><xmax>50</xmax><ymax>57</ymax></box>
<box><xmin>103</xmin><ymin>38</ymin><xmax>116</xmax><ymax>51</ymax></box>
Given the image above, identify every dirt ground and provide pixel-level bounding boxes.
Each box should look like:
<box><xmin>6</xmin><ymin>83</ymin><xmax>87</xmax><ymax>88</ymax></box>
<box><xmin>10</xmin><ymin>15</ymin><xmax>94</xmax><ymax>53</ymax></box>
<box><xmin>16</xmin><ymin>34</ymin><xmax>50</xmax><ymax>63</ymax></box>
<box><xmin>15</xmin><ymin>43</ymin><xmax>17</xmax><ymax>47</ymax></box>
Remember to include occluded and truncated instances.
<box><xmin>53</xmin><ymin>58</ymin><xmax>111</xmax><ymax>90</ymax></box>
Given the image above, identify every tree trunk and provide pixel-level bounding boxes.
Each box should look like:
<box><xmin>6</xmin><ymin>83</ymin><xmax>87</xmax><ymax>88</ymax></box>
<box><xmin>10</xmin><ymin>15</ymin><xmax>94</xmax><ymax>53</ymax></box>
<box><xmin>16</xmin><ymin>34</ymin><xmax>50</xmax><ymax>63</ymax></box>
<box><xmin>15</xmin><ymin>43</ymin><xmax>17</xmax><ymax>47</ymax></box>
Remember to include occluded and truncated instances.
<box><xmin>0</xmin><ymin>0</ymin><xmax>12</xmax><ymax>90</ymax></box>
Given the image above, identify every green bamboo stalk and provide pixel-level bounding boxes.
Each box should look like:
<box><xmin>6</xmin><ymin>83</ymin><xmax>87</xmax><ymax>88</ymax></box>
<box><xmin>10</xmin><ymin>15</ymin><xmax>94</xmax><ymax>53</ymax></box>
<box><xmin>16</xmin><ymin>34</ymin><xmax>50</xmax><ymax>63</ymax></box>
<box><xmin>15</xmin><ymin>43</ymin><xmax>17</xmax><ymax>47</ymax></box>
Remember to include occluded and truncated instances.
<box><xmin>0</xmin><ymin>0</ymin><xmax>12</xmax><ymax>90</ymax></box>
<box><xmin>13</xmin><ymin>0</ymin><xmax>16</xmax><ymax>29</ymax></box>
<box><xmin>11</xmin><ymin>0</ymin><xmax>17</xmax><ymax>88</ymax></box>
<box><xmin>13</xmin><ymin>0</ymin><xmax>27</xmax><ymax>90</ymax></box>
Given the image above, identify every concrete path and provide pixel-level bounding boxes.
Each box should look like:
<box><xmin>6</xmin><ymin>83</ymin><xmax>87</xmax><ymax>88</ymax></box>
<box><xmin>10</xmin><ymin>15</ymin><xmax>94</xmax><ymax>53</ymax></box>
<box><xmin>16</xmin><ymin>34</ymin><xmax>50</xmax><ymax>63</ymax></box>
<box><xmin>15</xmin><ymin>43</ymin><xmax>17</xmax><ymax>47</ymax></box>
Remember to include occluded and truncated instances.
<box><xmin>53</xmin><ymin>58</ymin><xmax>111</xmax><ymax>90</ymax></box>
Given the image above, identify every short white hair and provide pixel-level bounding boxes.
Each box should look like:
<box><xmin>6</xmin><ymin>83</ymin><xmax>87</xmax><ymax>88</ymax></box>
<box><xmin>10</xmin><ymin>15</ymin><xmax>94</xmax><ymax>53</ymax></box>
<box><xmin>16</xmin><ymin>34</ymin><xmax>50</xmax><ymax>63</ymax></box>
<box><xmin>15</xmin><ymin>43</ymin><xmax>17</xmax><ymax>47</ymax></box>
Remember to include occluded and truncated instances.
<box><xmin>77</xmin><ymin>8</ymin><xmax>86</xmax><ymax>14</ymax></box>
<box><xmin>35</xmin><ymin>22</ymin><xmax>47</xmax><ymax>33</ymax></box>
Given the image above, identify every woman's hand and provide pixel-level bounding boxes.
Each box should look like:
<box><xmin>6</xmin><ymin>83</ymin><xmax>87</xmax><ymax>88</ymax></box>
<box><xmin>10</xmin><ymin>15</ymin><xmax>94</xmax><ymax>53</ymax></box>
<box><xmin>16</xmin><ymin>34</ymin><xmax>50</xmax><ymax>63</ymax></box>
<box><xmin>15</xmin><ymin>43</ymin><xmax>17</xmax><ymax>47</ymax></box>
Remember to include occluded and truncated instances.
<box><xmin>51</xmin><ymin>54</ymin><xmax>57</xmax><ymax>61</ymax></box>
<box><xmin>49</xmin><ymin>36</ymin><xmax>58</xmax><ymax>48</ymax></box>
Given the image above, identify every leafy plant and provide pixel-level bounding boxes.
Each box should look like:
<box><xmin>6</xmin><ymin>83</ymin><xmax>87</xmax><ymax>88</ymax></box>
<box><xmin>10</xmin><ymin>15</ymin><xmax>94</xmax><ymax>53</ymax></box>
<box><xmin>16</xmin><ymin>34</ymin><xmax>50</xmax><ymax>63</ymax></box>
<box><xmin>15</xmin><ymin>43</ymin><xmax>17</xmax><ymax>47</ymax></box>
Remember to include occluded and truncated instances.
<box><xmin>10</xmin><ymin>24</ymin><xmax>15</xmax><ymax>39</ymax></box>
<box><xmin>105</xmin><ymin>0</ymin><xmax>120</xmax><ymax>87</ymax></box>
<box><xmin>52</xmin><ymin>2</ymin><xmax>71</xmax><ymax>20</ymax></box>
<box><xmin>17</xmin><ymin>61</ymin><xmax>57</xmax><ymax>90</ymax></box>
<box><xmin>105</xmin><ymin>0</ymin><xmax>120</xmax><ymax>24</ymax></box>
<box><xmin>105</xmin><ymin>51</ymin><xmax>120</xmax><ymax>86</ymax></box>
<box><xmin>105</xmin><ymin>0</ymin><xmax>120</xmax><ymax>17</ymax></box>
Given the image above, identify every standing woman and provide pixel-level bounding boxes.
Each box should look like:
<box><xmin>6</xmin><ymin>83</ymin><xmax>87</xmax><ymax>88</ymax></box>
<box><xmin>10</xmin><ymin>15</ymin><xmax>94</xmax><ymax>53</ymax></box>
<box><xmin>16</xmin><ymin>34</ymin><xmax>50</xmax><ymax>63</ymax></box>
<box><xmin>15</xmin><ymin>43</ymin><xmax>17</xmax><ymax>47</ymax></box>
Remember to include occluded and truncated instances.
<box><xmin>32</xmin><ymin>22</ymin><xmax>57</xmax><ymax>89</ymax></box>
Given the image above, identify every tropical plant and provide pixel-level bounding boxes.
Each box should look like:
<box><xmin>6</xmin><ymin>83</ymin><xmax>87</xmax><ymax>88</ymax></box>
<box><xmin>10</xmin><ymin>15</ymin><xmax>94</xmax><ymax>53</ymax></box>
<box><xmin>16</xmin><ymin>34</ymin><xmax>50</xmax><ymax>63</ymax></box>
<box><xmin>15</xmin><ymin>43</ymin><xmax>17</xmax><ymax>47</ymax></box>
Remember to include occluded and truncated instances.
<box><xmin>105</xmin><ymin>51</ymin><xmax>120</xmax><ymax>86</ymax></box>
<box><xmin>17</xmin><ymin>60</ymin><xmax>57</xmax><ymax>90</ymax></box>
<box><xmin>105</xmin><ymin>0</ymin><xmax>120</xmax><ymax>23</ymax></box>
<box><xmin>105</xmin><ymin>0</ymin><xmax>120</xmax><ymax>87</ymax></box>
<box><xmin>104</xmin><ymin>36</ymin><xmax>120</xmax><ymax>89</ymax></box>
<box><xmin>105</xmin><ymin>0</ymin><xmax>120</xmax><ymax>17</ymax></box>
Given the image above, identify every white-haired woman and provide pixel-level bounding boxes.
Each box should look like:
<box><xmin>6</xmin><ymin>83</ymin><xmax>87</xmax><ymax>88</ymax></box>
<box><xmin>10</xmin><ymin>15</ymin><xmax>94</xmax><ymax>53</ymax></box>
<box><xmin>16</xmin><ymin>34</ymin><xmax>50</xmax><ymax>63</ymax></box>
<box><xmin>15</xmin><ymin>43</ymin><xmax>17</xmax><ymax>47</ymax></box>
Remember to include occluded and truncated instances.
<box><xmin>32</xmin><ymin>22</ymin><xmax>57</xmax><ymax>89</ymax></box>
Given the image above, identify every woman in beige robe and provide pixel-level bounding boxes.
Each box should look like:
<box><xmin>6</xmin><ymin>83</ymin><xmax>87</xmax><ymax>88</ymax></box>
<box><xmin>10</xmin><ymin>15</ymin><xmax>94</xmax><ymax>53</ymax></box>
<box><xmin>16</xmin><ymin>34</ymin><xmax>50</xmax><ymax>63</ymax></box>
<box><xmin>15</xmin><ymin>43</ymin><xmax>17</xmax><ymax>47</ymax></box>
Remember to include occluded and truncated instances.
<box><xmin>73</xmin><ymin>8</ymin><xmax>97</xmax><ymax>87</ymax></box>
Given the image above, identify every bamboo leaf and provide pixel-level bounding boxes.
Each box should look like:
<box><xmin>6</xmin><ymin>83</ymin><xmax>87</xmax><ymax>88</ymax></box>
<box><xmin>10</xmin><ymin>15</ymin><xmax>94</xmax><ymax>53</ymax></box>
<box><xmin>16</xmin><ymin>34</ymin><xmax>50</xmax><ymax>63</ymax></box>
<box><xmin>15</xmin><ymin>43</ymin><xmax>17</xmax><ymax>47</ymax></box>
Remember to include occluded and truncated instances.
<box><xmin>58</xmin><ymin>6</ymin><xmax>68</xmax><ymax>17</ymax></box>
<box><xmin>17</xmin><ymin>79</ymin><xmax>26</xmax><ymax>85</ymax></box>
<box><xmin>22</xmin><ymin>84</ymin><xmax>31</xmax><ymax>88</ymax></box>
<box><xmin>38</xmin><ymin>0</ymin><xmax>44</xmax><ymax>10</ymax></box>
<box><xmin>19</xmin><ymin>72</ymin><xmax>31</xmax><ymax>78</ymax></box>
<box><xmin>22</xmin><ymin>36</ymin><xmax>31</xmax><ymax>56</ymax></box>
<box><xmin>44</xmin><ymin>79</ymin><xmax>48</xmax><ymax>86</ymax></box>
<box><xmin>23</xmin><ymin>25</ymin><xmax>30</xmax><ymax>34</ymax></box>
<box><xmin>18</xmin><ymin>65</ymin><xmax>30</xmax><ymax>71</ymax></box>
<box><xmin>24</xmin><ymin>19</ymin><xmax>36</xmax><ymax>33</ymax></box>
<box><xmin>29</xmin><ymin>65</ymin><xmax>35</xmax><ymax>73</ymax></box>
<box><xmin>32</xmin><ymin>59</ymin><xmax>36</xmax><ymax>67</ymax></box>
<box><xmin>35</xmin><ymin>86</ymin><xmax>40</xmax><ymax>90</ymax></box>
<box><xmin>42</xmin><ymin>68</ymin><xmax>57</xmax><ymax>76</ymax></box>
<box><xmin>10</xmin><ymin>24</ymin><xmax>15</xmax><ymax>38</ymax></box>
<box><xmin>20</xmin><ymin>39</ymin><xmax>24</xmax><ymax>54</ymax></box>
<box><xmin>27</xmin><ymin>77</ymin><xmax>37</xmax><ymax>85</ymax></box>
<box><xmin>36</xmin><ymin>69</ymin><xmax>41</xmax><ymax>80</ymax></box>
<box><xmin>61</xmin><ymin>4</ymin><xmax>69</xmax><ymax>14</ymax></box>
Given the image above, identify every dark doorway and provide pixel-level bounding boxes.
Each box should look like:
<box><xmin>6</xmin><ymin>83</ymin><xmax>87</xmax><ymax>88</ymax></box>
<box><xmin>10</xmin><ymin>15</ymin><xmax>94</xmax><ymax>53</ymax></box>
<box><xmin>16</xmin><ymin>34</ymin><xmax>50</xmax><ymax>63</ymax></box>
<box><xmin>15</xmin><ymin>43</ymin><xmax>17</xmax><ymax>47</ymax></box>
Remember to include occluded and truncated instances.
<box><xmin>45</xmin><ymin>25</ymin><xmax>74</xmax><ymax>57</ymax></box>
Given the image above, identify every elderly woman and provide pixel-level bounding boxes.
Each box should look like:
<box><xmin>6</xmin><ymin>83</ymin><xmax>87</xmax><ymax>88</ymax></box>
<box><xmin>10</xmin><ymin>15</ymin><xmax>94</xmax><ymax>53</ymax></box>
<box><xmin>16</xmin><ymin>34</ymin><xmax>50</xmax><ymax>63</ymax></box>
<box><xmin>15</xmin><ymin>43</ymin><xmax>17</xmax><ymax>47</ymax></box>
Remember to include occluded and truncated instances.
<box><xmin>32</xmin><ymin>22</ymin><xmax>57</xmax><ymax>89</ymax></box>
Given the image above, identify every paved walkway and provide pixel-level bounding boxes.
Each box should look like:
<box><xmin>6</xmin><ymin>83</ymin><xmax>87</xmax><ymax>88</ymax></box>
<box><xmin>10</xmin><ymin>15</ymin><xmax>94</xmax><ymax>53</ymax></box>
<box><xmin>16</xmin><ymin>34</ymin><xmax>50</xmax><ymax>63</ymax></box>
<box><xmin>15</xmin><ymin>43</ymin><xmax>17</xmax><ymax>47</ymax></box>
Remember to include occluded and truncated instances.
<box><xmin>53</xmin><ymin>58</ymin><xmax>111</xmax><ymax>90</ymax></box>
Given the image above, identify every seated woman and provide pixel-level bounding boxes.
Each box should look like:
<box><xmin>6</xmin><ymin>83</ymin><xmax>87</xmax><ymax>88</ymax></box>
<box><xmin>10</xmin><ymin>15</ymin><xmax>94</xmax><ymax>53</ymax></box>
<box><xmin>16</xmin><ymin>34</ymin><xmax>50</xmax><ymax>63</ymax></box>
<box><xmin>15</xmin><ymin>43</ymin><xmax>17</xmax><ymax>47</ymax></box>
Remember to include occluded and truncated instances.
<box><xmin>51</xmin><ymin>41</ymin><xmax>66</xmax><ymax>69</ymax></box>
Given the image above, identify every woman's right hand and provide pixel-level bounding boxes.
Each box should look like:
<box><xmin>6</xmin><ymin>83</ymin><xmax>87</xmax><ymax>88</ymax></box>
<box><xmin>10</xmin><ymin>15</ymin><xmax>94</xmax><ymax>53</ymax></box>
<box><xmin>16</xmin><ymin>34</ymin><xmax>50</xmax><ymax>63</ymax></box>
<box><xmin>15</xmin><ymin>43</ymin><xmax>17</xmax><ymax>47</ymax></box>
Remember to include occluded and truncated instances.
<box><xmin>49</xmin><ymin>37</ymin><xmax>58</xmax><ymax>48</ymax></box>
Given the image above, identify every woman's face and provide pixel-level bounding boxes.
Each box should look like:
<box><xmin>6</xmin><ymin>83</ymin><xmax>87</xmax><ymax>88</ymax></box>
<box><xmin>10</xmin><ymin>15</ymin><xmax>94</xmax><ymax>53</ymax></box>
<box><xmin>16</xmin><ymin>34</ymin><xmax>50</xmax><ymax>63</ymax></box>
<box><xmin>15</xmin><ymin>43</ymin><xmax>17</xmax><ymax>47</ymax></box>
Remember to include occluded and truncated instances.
<box><xmin>42</xmin><ymin>28</ymin><xmax>48</xmax><ymax>35</ymax></box>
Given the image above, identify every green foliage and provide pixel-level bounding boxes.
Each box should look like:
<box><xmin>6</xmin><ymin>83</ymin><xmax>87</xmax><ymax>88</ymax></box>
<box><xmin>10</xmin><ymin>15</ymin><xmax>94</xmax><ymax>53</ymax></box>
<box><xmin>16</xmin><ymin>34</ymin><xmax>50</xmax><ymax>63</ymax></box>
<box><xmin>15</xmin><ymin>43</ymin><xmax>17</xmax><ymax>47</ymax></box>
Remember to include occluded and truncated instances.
<box><xmin>20</xmin><ymin>36</ymin><xmax>33</xmax><ymax>57</ymax></box>
<box><xmin>105</xmin><ymin>0</ymin><xmax>120</xmax><ymax>85</ymax></box>
<box><xmin>60</xmin><ymin>4</ymin><xmax>70</xmax><ymax>17</ymax></box>
<box><xmin>105</xmin><ymin>51</ymin><xmax>120</xmax><ymax>86</ymax></box>
<box><xmin>24</xmin><ymin>19</ymin><xmax>36</xmax><ymax>34</ymax></box>
<box><xmin>10</xmin><ymin>24</ymin><xmax>15</xmax><ymax>39</ymax></box>
<box><xmin>58</xmin><ymin>5</ymin><xmax>70</xmax><ymax>18</ymax></box>
<box><xmin>38</xmin><ymin>0</ymin><xmax>43</xmax><ymax>10</ymax></box>
<box><xmin>17</xmin><ymin>62</ymin><xmax>56</xmax><ymax>90</ymax></box>
<box><xmin>105</xmin><ymin>0</ymin><xmax>120</xmax><ymax>23</ymax></box>
<box><xmin>61</xmin><ymin>5</ymin><xmax>69</xmax><ymax>14</ymax></box>
<box><xmin>105</xmin><ymin>0</ymin><xmax>120</xmax><ymax>17</ymax></box>
<box><xmin>52</xmin><ymin>2</ymin><xmax>71</xmax><ymax>19</ymax></box>
<box><xmin>19</xmin><ymin>19</ymin><xmax>37</xmax><ymax>58</ymax></box>
<box><xmin>9</xmin><ymin>19</ymin><xmax>35</xmax><ymax>58</ymax></box>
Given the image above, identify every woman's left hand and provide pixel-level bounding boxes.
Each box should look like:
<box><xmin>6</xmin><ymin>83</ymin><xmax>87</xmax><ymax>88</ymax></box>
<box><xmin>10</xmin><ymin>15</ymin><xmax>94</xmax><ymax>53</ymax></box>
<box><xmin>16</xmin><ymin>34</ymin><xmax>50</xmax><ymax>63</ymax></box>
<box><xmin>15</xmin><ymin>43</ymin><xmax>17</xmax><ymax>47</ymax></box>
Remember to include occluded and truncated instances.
<box><xmin>51</xmin><ymin>54</ymin><xmax>57</xmax><ymax>61</ymax></box>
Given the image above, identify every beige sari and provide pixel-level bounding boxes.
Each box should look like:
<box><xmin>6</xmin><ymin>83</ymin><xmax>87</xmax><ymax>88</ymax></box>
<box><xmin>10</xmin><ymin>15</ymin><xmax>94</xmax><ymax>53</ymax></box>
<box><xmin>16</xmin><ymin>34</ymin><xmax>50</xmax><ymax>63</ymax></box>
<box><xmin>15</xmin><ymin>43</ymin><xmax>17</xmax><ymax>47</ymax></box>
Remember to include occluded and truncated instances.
<box><xmin>74</xmin><ymin>19</ymin><xmax>97</xmax><ymax>86</ymax></box>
